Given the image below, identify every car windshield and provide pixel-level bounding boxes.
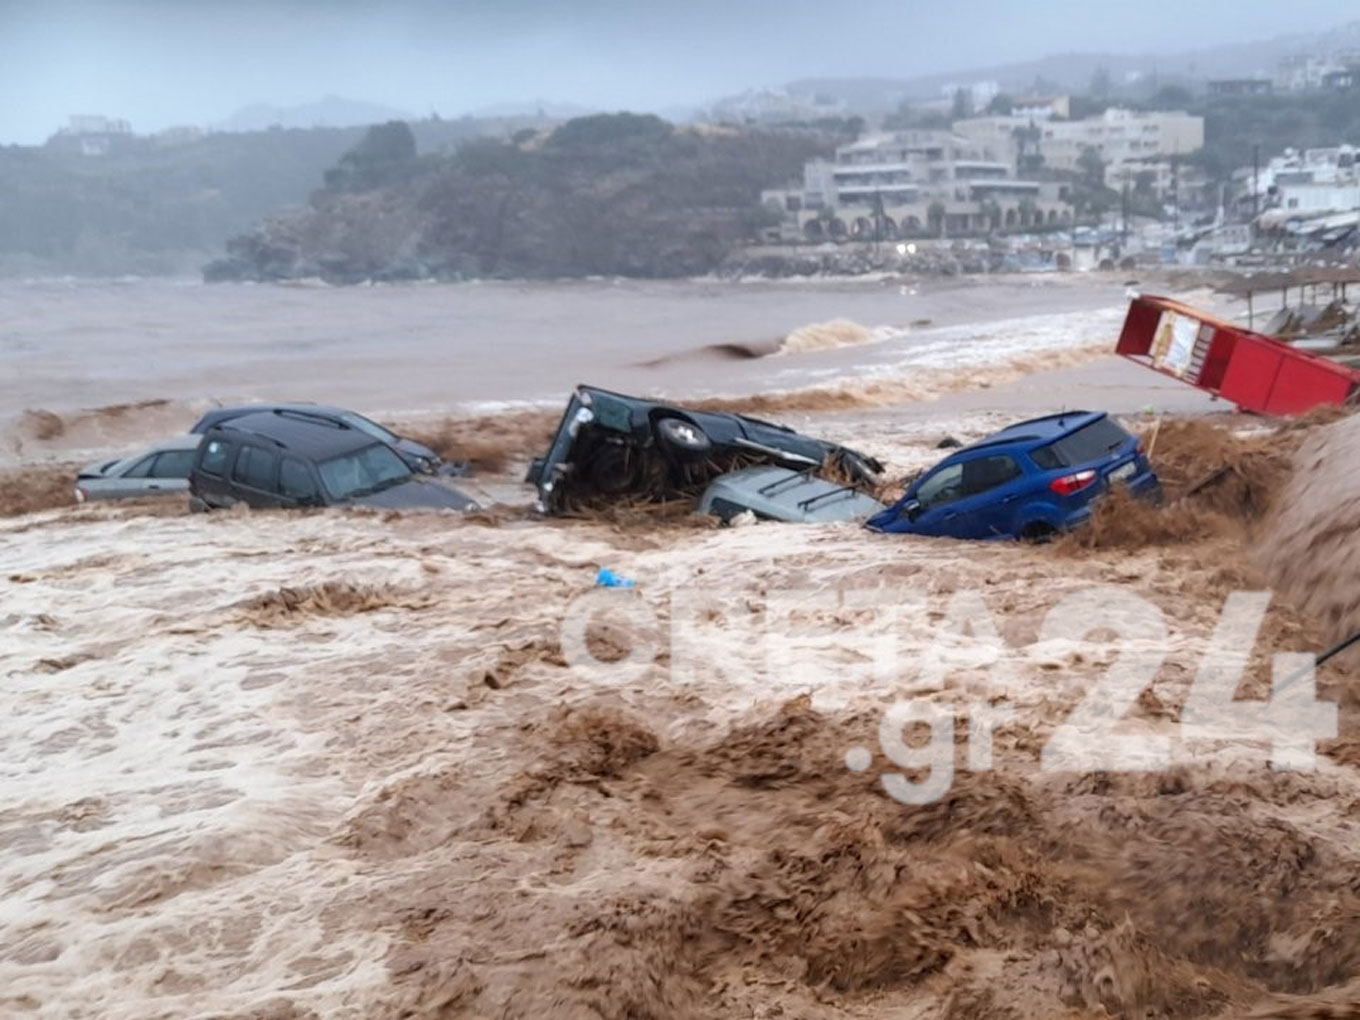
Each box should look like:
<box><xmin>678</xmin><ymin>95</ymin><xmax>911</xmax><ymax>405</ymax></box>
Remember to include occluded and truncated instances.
<box><xmin>340</xmin><ymin>413</ymin><xmax>399</xmax><ymax>444</ymax></box>
<box><xmin>318</xmin><ymin>443</ymin><xmax>411</xmax><ymax>499</ymax></box>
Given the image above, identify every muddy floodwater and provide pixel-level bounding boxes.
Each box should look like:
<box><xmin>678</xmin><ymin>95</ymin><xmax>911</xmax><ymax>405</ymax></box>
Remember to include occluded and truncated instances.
<box><xmin>3</xmin><ymin>274</ymin><xmax>1141</xmax><ymax>414</ymax></box>
<box><xmin>2</xmin><ymin>272</ymin><xmax>1357</xmax><ymax>1020</ymax></box>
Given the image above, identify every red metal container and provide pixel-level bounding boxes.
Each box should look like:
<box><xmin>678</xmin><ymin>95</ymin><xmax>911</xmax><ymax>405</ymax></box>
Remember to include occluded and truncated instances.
<box><xmin>1115</xmin><ymin>295</ymin><xmax>1359</xmax><ymax>415</ymax></box>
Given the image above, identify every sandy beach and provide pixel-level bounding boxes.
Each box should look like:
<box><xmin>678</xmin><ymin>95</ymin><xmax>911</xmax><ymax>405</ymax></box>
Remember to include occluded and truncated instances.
<box><xmin>2</xmin><ymin>273</ymin><xmax>1358</xmax><ymax>1019</ymax></box>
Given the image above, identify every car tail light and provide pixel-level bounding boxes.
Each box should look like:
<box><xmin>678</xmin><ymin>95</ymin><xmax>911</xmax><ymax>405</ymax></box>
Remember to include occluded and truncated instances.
<box><xmin>1049</xmin><ymin>469</ymin><xmax>1097</xmax><ymax>496</ymax></box>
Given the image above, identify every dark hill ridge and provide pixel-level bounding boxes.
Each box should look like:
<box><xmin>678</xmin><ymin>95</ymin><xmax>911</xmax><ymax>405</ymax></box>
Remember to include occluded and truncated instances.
<box><xmin>205</xmin><ymin>114</ymin><xmax>840</xmax><ymax>283</ymax></box>
<box><xmin>0</xmin><ymin>115</ymin><xmax>561</xmax><ymax>277</ymax></box>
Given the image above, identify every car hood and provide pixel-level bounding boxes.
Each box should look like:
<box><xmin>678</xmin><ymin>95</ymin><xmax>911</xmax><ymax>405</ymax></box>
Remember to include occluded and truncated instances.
<box><xmin>77</xmin><ymin>457</ymin><xmax>123</xmax><ymax>479</ymax></box>
<box><xmin>347</xmin><ymin>479</ymin><xmax>477</xmax><ymax>511</ymax></box>
<box><xmin>394</xmin><ymin>437</ymin><xmax>441</xmax><ymax>468</ymax></box>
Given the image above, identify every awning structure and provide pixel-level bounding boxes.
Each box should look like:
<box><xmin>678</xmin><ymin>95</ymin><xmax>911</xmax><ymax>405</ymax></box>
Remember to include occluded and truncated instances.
<box><xmin>1215</xmin><ymin>266</ymin><xmax>1360</xmax><ymax>328</ymax></box>
<box><xmin>1115</xmin><ymin>294</ymin><xmax>1360</xmax><ymax>416</ymax></box>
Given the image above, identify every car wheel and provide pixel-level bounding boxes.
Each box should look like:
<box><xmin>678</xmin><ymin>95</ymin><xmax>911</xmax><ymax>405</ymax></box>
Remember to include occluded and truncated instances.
<box><xmin>1020</xmin><ymin>521</ymin><xmax>1057</xmax><ymax>543</ymax></box>
<box><xmin>655</xmin><ymin>416</ymin><xmax>711</xmax><ymax>459</ymax></box>
<box><xmin>588</xmin><ymin>444</ymin><xmax>643</xmax><ymax>494</ymax></box>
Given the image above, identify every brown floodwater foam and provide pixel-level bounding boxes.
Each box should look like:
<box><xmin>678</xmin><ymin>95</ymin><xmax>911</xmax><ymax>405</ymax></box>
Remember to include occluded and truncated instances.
<box><xmin>3</xmin><ymin>449</ymin><xmax>1359</xmax><ymax>1018</ymax></box>
<box><xmin>403</xmin><ymin>411</ymin><xmax>559</xmax><ymax>475</ymax></box>
<box><xmin>1259</xmin><ymin>411</ymin><xmax>1360</xmax><ymax>651</ymax></box>
<box><xmin>1059</xmin><ymin>417</ymin><xmax>1302</xmax><ymax>553</ymax></box>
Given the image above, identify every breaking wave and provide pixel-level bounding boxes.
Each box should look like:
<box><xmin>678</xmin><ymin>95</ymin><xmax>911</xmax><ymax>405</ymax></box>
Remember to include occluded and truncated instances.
<box><xmin>777</xmin><ymin>317</ymin><xmax>900</xmax><ymax>355</ymax></box>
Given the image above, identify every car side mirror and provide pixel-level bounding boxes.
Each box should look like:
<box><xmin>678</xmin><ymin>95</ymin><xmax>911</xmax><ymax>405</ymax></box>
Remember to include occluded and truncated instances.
<box><xmin>902</xmin><ymin>498</ymin><xmax>923</xmax><ymax>521</ymax></box>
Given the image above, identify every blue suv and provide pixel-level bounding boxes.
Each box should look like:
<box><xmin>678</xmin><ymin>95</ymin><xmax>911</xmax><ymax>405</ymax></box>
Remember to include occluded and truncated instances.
<box><xmin>866</xmin><ymin>411</ymin><xmax>1160</xmax><ymax>541</ymax></box>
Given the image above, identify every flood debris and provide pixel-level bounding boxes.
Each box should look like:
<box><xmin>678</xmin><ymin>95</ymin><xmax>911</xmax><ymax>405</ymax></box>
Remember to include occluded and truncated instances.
<box><xmin>1116</xmin><ymin>294</ymin><xmax>1360</xmax><ymax>415</ymax></box>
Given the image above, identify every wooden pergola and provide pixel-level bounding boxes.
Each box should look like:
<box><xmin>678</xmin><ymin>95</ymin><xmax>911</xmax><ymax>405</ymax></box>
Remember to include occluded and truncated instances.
<box><xmin>1217</xmin><ymin>265</ymin><xmax>1360</xmax><ymax>329</ymax></box>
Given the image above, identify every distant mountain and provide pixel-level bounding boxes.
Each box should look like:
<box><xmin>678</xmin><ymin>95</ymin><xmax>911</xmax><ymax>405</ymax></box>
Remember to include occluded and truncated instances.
<box><xmin>783</xmin><ymin>20</ymin><xmax>1360</xmax><ymax>111</ymax></box>
<box><xmin>467</xmin><ymin>99</ymin><xmax>597</xmax><ymax>119</ymax></box>
<box><xmin>218</xmin><ymin>95</ymin><xmax>416</xmax><ymax>133</ymax></box>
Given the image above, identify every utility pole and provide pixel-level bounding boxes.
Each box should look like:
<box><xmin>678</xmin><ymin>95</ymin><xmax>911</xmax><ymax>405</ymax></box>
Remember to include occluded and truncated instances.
<box><xmin>1121</xmin><ymin>179</ymin><xmax>1130</xmax><ymax>245</ymax></box>
<box><xmin>1252</xmin><ymin>143</ymin><xmax>1261</xmax><ymax>221</ymax></box>
<box><xmin>1171</xmin><ymin>152</ymin><xmax>1180</xmax><ymax>237</ymax></box>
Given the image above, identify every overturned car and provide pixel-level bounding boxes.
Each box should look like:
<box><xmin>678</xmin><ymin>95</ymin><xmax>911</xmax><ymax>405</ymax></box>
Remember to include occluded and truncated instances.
<box><xmin>528</xmin><ymin>385</ymin><xmax>884</xmax><ymax>521</ymax></box>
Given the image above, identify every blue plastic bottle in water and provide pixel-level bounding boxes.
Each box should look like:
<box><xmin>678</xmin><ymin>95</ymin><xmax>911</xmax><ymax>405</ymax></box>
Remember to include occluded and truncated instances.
<box><xmin>595</xmin><ymin>568</ymin><xmax>635</xmax><ymax>588</ymax></box>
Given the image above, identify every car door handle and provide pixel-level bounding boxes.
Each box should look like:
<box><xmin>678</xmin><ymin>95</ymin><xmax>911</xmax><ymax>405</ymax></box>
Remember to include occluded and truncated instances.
<box><xmin>147</xmin><ymin>484</ymin><xmax>161</xmax><ymax>490</ymax></box>
<box><xmin>942</xmin><ymin>510</ymin><xmax>959</xmax><ymax>520</ymax></box>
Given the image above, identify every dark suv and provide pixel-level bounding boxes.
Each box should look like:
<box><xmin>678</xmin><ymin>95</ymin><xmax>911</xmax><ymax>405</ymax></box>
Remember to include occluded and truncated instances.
<box><xmin>190</xmin><ymin>404</ymin><xmax>444</xmax><ymax>474</ymax></box>
<box><xmin>188</xmin><ymin>410</ymin><xmax>476</xmax><ymax>512</ymax></box>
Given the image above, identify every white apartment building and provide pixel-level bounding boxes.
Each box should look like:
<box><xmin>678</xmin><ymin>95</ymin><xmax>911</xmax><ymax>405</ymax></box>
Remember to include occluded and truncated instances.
<box><xmin>764</xmin><ymin>130</ymin><xmax>1071</xmax><ymax>240</ymax></box>
<box><xmin>955</xmin><ymin>107</ymin><xmax>1204</xmax><ymax>173</ymax></box>
<box><xmin>1241</xmin><ymin>146</ymin><xmax>1360</xmax><ymax>219</ymax></box>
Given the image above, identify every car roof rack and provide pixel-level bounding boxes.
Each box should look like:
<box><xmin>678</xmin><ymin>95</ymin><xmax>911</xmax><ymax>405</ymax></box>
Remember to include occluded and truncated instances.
<box><xmin>217</xmin><ymin>421</ymin><xmax>288</xmax><ymax>448</ymax></box>
<box><xmin>272</xmin><ymin>408</ymin><xmax>349</xmax><ymax>429</ymax></box>
<box><xmin>798</xmin><ymin>484</ymin><xmax>856</xmax><ymax>511</ymax></box>
<box><xmin>757</xmin><ymin>466</ymin><xmax>816</xmax><ymax>497</ymax></box>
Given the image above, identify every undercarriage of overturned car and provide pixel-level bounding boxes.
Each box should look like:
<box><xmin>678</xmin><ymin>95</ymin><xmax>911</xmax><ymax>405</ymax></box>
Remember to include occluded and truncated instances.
<box><xmin>528</xmin><ymin>385</ymin><xmax>884</xmax><ymax>517</ymax></box>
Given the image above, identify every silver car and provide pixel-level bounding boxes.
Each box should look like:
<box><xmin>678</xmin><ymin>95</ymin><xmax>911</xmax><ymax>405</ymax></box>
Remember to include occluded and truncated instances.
<box><xmin>74</xmin><ymin>435</ymin><xmax>202</xmax><ymax>503</ymax></box>
<box><xmin>696</xmin><ymin>465</ymin><xmax>884</xmax><ymax>524</ymax></box>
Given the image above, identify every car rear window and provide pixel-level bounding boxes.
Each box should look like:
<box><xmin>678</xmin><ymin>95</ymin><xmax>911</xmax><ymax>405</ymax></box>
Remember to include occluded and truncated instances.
<box><xmin>1031</xmin><ymin>418</ymin><xmax>1130</xmax><ymax>469</ymax></box>
<box><xmin>232</xmin><ymin>446</ymin><xmax>280</xmax><ymax>491</ymax></box>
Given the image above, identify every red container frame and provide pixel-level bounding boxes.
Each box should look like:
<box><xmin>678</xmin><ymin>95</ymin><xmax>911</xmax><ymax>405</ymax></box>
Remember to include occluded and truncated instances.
<box><xmin>1115</xmin><ymin>294</ymin><xmax>1359</xmax><ymax>415</ymax></box>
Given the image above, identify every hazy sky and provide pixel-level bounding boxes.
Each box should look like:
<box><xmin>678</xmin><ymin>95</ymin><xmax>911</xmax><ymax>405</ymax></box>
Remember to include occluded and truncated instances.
<box><xmin>2</xmin><ymin>0</ymin><xmax>1356</xmax><ymax>144</ymax></box>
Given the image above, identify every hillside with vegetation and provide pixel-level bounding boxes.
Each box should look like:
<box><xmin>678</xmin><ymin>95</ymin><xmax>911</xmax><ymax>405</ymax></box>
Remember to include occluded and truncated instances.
<box><xmin>205</xmin><ymin>114</ymin><xmax>842</xmax><ymax>283</ymax></box>
<box><xmin>0</xmin><ymin>117</ymin><xmax>551</xmax><ymax>277</ymax></box>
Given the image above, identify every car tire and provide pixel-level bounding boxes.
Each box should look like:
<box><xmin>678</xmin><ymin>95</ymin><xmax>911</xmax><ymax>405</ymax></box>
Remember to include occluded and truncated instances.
<box><xmin>655</xmin><ymin>416</ymin><xmax>711</xmax><ymax>459</ymax></box>
<box><xmin>1020</xmin><ymin>521</ymin><xmax>1057</xmax><ymax>543</ymax></box>
<box><xmin>588</xmin><ymin>444</ymin><xmax>643</xmax><ymax>494</ymax></box>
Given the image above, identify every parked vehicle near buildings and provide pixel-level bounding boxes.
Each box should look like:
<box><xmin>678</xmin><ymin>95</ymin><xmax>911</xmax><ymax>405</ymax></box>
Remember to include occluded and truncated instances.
<box><xmin>867</xmin><ymin>411</ymin><xmax>1160</xmax><ymax>540</ymax></box>
<box><xmin>74</xmin><ymin>435</ymin><xmax>202</xmax><ymax>503</ymax></box>
<box><xmin>189</xmin><ymin>411</ymin><xmax>475</xmax><ymax>512</ymax></box>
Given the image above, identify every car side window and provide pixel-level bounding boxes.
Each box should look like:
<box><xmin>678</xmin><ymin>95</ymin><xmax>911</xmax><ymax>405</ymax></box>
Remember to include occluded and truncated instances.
<box><xmin>150</xmin><ymin>449</ymin><xmax>196</xmax><ymax>479</ymax></box>
<box><xmin>279</xmin><ymin>458</ymin><xmax>320</xmax><ymax>501</ymax></box>
<box><xmin>123</xmin><ymin>455</ymin><xmax>157</xmax><ymax>478</ymax></box>
<box><xmin>959</xmin><ymin>455</ymin><xmax>1020</xmax><ymax>498</ymax></box>
<box><xmin>915</xmin><ymin>463</ymin><xmax>964</xmax><ymax>510</ymax></box>
<box><xmin>200</xmin><ymin>439</ymin><xmax>230</xmax><ymax>476</ymax></box>
<box><xmin>232</xmin><ymin>446</ymin><xmax>280</xmax><ymax>491</ymax></box>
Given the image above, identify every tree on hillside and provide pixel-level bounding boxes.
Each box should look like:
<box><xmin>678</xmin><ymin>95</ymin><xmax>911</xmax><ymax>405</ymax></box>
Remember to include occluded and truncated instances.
<box><xmin>1146</xmin><ymin>84</ymin><xmax>1193</xmax><ymax>109</ymax></box>
<box><xmin>1089</xmin><ymin>66</ymin><xmax>1113</xmax><ymax>98</ymax></box>
<box><xmin>324</xmin><ymin>120</ymin><xmax>417</xmax><ymax>190</ymax></box>
<box><xmin>951</xmin><ymin>88</ymin><xmax>973</xmax><ymax>121</ymax></box>
<box><xmin>1012</xmin><ymin>121</ymin><xmax>1044</xmax><ymax>174</ymax></box>
<box><xmin>927</xmin><ymin>200</ymin><xmax>946</xmax><ymax>237</ymax></box>
<box><xmin>546</xmin><ymin>113</ymin><xmax>672</xmax><ymax>150</ymax></box>
<box><xmin>987</xmin><ymin>93</ymin><xmax>1014</xmax><ymax>116</ymax></box>
<box><xmin>883</xmin><ymin>102</ymin><xmax>952</xmax><ymax>131</ymax></box>
<box><xmin>1077</xmin><ymin>145</ymin><xmax>1107</xmax><ymax>189</ymax></box>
